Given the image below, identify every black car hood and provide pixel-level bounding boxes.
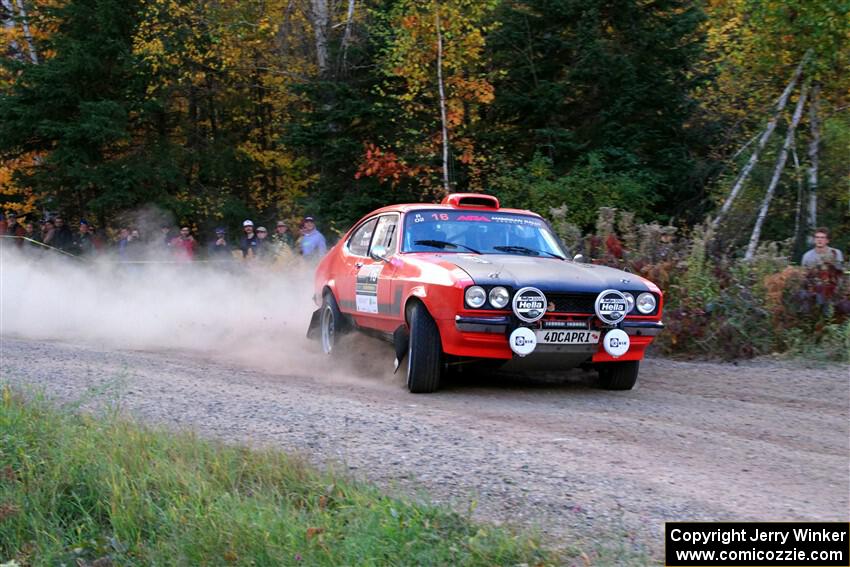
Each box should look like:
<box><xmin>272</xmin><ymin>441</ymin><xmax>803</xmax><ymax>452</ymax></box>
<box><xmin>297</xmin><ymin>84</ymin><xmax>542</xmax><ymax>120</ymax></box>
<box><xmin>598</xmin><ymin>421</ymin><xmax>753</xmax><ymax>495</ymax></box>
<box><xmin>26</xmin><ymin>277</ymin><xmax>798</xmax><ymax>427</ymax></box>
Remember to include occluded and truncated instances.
<box><xmin>442</xmin><ymin>253</ymin><xmax>651</xmax><ymax>294</ymax></box>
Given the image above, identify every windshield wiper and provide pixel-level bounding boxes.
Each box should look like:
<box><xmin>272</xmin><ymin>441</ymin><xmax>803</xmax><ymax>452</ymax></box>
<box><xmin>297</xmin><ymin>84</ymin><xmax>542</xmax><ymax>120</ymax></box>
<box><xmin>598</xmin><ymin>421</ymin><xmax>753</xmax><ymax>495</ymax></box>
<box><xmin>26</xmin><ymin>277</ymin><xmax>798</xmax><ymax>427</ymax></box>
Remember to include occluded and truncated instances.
<box><xmin>414</xmin><ymin>239</ymin><xmax>481</xmax><ymax>254</ymax></box>
<box><xmin>493</xmin><ymin>245</ymin><xmax>565</xmax><ymax>260</ymax></box>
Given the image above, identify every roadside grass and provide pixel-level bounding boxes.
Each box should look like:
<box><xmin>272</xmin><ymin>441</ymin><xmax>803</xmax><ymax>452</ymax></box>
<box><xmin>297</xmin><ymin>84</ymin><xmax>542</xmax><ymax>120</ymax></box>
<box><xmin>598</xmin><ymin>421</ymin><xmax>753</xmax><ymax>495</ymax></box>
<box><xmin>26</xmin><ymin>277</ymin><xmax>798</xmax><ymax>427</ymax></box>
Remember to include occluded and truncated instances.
<box><xmin>0</xmin><ymin>387</ymin><xmax>577</xmax><ymax>566</ymax></box>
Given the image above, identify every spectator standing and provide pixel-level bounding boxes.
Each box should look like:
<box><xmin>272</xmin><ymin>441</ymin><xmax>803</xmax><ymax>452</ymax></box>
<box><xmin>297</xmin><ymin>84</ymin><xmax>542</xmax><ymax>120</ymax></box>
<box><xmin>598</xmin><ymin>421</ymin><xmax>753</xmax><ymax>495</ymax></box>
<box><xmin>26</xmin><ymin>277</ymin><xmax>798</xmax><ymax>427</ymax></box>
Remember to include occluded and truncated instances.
<box><xmin>76</xmin><ymin>219</ymin><xmax>95</xmax><ymax>255</ymax></box>
<box><xmin>255</xmin><ymin>226</ymin><xmax>272</xmax><ymax>261</ymax></box>
<box><xmin>90</xmin><ymin>225</ymin><xmax>105</xmax><ymax>252</ymax></box>
<box><xmin>51</xmin><ymin>216</ymin><xmax>75</xmax><ymax>252</ymax></box>
<box><xmin>170</xmin><ymin>226</ymin><xmax>197</xmax><ymax>262</ymax></box>
<box><xmin>271</xmin><ymin>220</ymin><xmax>294</xmax><ymax>255</ymax></box>
<box><xmin>300</xmin><ymin>216</ymin><xmax>327</xmax><ymax>260</ymax></box>
<box><xmin>41</xmin><ymin>219</ymin><xmax>55</xmax><ymax>248</ymax></box>
<box><xmin>23</xmin><ymin>221</ymin><xmax>39</xmax><ymax>243</ymax></box>
<box><xmin>160</xmin><ymin>224</ymin><xmax>173</xmax><ymax>256</ymax></box>
<box><xmin>21</xmin><ymin>220</ymin><xmax>42</xmax><ymax>254</ymax></box>
<box><xmin>117</xmin><ymin>228</ymin><xmax>131</xmax><ymax>260</ymax></box>
<box><xmin>4</xmin><ymin>212</ymin><xmax>26</xmax><ymax>247</ymax></box>
<box><xmin>161</xmin><ymin>224</ymin><xmax>171</xmax><ymax>244</ymax></box>
<box><xmin>801</xmin><ymin>227</ymin><xmax>844</xmax><ymax>270</ymax></box>
<box><xmin>240</xmin><ymin>219</ymin><xmax>258</xmax><ymax>259</ymax></box>
<box><xmin>0</xmin><ymin>213</ymin><xmax>5</xmax><ymax>235</ymax></box>
<box><xmin>126</xmin><ymin>228</ymin><xmax>143</xmax><ymax>261</ymax></box>
<box><xmin>208</xmin><ymin>227</ymin><xmax>232</xmax><ymax>260</ymax></box>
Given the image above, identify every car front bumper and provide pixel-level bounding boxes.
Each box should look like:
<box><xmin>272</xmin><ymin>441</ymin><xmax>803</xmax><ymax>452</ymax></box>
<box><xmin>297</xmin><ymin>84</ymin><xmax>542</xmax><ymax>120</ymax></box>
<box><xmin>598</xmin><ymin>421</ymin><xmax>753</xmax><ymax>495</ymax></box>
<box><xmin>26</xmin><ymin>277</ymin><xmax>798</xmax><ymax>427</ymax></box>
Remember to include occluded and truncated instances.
<box><xmin>442</xmin><ymin>315</ymin><xmax>663</xmax><ymax>363</ymax></box>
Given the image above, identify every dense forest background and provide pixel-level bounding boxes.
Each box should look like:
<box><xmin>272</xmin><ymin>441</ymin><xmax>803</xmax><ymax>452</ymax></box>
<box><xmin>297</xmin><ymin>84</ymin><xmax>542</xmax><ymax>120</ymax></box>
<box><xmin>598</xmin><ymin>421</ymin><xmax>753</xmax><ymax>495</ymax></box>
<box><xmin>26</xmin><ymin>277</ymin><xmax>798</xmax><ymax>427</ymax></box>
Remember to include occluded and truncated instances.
<box><xmin>1</xmin><ymin>0</ymin><xmax>848</xmax><ymax>256</ymax></box>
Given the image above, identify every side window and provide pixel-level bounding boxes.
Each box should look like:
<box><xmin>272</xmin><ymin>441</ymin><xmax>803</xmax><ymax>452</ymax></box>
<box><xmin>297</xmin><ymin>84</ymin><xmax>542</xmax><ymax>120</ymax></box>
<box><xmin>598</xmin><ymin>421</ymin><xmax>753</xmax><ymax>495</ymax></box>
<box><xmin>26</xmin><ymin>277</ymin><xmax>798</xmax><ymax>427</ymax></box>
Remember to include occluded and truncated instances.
<box><xmin>370</xmin><ymin>214</ymin><xmax>399</xmax><ymax>256</ymax></box>
<box><xmin>347</xmin><ymin>218</ymin><xmax>378</xmax><ymax>256</ymax></box>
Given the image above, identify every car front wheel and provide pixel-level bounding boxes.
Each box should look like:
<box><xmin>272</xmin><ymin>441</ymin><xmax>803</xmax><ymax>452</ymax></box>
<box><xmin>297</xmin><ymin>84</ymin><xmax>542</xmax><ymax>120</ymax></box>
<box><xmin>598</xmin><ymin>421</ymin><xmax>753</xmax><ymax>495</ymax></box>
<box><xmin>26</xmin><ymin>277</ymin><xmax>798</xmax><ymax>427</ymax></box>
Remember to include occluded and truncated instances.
<box><xmin>320</xmin><ymin>292</ymin><xmax>343</xmax><ymax>355</ymax></box>
<box><xmin>596</xmin><ymin>361</ymin><xmax>639</xmax><ymax>390</ymax></box>
<box><xmin>405</xmin><ymin>302</ymin><xmax>442</xmax><ymax>393</ymax></box>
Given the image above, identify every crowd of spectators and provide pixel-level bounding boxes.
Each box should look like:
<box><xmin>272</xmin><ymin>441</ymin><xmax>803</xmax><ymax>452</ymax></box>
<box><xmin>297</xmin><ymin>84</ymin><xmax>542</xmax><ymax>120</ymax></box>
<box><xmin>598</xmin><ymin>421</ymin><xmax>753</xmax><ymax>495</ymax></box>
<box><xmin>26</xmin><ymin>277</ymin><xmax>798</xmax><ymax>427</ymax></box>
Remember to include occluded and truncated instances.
<box><xmin>0</xmin><ymin>211</ymin><xmax>328</xmax><ymax>264</ymax></box>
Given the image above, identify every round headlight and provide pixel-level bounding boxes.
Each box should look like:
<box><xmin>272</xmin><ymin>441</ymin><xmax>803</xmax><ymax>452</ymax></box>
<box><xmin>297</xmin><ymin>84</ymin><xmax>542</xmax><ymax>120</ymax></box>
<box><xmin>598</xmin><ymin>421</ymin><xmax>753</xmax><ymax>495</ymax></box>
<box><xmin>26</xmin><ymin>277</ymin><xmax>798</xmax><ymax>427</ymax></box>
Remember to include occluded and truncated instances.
<box><xmin>465</xmin><ymin>286</ymin><xmax>487</xmax><ymax>308</ymax></box>
<box><xmin>488</xmin><ymin>286</ymin><xmax>510</xmax><ymax>309</ymax></box>
<box><xmin>622</xmin><ymin>292</ymin><xmax>635</xmax><ymax>313</ymax></box>
<box><xmin>636</xmin><ymin>292</ymin><xmax>656</xmax><ymax>314</ymax></box>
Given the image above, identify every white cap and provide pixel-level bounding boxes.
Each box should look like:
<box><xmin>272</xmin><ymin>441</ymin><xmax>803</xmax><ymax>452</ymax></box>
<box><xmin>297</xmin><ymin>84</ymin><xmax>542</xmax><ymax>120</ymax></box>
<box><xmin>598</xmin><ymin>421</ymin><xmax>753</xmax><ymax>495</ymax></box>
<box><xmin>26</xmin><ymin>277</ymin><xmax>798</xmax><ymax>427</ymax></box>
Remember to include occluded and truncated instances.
<box><xmin>243</xmin><ymin>219</ymin><xmax>254</xmax><ymax>227</ymax></box>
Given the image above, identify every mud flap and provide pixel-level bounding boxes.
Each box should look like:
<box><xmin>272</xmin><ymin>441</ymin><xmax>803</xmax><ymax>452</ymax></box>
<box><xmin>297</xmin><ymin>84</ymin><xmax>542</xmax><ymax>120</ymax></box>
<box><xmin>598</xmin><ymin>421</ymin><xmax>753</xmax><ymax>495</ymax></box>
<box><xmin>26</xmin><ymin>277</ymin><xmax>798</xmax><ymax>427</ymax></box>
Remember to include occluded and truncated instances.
<box><xmin>393</xmin><ymin>325</ymin><xmax>409</xmax><ymax>374</ymax></box>
<box><xmin>306</xmin><ymin>308</ymin><xmax>321</xmax><ymax>340</ymax></box>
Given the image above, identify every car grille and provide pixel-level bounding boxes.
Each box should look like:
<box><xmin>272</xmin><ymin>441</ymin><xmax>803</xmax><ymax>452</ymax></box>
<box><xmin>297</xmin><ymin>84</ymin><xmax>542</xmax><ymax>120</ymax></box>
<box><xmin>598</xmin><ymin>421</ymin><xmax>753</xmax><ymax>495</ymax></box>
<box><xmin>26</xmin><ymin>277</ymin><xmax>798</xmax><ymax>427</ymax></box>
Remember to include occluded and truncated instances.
<box><xmin>545</xmin><ymin>292</ymin><xmax>597</xmax><ymax>314</ymax></box>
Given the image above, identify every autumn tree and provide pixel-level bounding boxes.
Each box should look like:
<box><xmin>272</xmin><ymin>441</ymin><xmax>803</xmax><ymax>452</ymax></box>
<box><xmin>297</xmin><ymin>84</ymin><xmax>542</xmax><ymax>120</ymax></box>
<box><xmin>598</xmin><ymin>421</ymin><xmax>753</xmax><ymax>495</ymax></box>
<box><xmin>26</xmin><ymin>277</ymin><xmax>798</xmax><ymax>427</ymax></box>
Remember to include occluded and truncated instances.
<box><xmin>699</xmin><ymin>0</ymin><xmax>850</xmax><ymax>252</ymax></box>
<box><xmin>132</xmin><ymin>0</ymin><xmax>316</xmax><ymax>228</ymax></box>
<box><xmin>0</xmin><ymin>0</ymin><xmax>56</xmax><ymax>217</ymax></box>
<box><xmin>483</xmin><ymin>0</ymin><xmax>707</xmax><ymax>221</ymax></box>
<box><xmin>0</xmin><ymin>0</ymin><xmax>173</xmax><ymax>225</ymax></box>
<box><xmin>364</xmin><ymin>0</ymin><xmax>498</xmax><ymax>195</ymax></box>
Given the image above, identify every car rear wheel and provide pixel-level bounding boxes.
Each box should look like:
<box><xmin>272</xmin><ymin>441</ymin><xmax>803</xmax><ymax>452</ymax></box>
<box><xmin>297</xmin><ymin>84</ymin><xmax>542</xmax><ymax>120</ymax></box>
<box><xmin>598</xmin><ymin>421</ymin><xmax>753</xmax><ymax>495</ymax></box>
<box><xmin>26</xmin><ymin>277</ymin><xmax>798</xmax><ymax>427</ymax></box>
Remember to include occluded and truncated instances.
<box><xmin>596</xmin><ymin>361</ymin><xmax>639</xmax><ymax>390</ymax></box>
<box><xmin>320</xmin><ymin>292</ymin><xmax>343</xmax><ymax>355</ymax></box>
<box><xmin>405</xmin><ymin>302</ymin><xmax>442</xmax><ymax>393</ymax></box>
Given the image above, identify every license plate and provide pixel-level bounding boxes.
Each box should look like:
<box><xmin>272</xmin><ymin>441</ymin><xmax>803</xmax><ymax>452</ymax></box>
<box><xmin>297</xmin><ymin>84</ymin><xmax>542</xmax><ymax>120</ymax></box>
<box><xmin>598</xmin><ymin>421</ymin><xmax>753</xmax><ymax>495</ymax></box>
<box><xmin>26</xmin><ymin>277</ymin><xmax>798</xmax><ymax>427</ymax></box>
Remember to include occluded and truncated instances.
<box><xmin>535</xmin><ymin>330</ymin><xmax>601</xmax><ymax>344</ymax></box>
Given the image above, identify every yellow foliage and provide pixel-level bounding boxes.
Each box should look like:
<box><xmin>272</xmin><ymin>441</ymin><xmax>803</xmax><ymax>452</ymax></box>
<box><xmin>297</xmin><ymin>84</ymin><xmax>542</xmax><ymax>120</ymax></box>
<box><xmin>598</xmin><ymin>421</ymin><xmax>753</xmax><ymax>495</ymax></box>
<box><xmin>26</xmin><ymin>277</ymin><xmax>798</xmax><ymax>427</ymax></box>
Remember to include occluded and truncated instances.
<box><xmin>698</xmin><ymin>0</ymin><xmax>850</xmax><ymax>154</ymax></box>
<box><xmin>380</xmin><ymin>0</ymin><xmax>498</xmax><ymax>183</ymax></box>
<box><xmin>0</xmin><ymin>154</ymin><xmax>41</xmax><ymax>218</ymax></box>
<box><xmin>130</xmin><ymin>0</ymin><xmax>316</xmax><ymax>216</ymax></box>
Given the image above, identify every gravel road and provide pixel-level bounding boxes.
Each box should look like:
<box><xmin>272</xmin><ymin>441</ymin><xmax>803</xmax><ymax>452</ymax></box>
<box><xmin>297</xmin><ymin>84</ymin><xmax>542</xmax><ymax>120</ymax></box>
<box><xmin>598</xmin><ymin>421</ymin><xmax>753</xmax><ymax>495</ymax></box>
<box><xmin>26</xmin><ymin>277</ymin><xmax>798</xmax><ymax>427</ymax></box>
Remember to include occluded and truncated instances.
<box><xmin>1</xmin><ymin>335</ymin><xmax>848</xmax><ymax>560</ymax></box>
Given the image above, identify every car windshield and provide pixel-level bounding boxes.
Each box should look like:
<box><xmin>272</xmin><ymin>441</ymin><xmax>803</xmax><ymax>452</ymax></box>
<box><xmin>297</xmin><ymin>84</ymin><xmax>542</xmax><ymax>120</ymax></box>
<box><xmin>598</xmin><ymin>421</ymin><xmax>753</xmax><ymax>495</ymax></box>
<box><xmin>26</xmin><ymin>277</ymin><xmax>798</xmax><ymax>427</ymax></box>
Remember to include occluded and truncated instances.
<box><xmin>402</xmin><ymin>210</ymin><xmax>566</xmax><ymax>258</ymax></box>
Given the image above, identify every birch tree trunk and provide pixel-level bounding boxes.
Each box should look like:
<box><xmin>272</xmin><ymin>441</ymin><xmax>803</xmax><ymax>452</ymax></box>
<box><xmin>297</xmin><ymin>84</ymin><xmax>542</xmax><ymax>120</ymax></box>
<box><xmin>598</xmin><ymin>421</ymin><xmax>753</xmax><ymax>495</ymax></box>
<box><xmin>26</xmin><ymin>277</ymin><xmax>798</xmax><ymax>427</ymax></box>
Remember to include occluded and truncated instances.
<box><xmin>790</xmin><ymin>141</ymin><xmax>804</xmax><ymax>244</ymax></box>
<box><xmin>1</xmin><ymin>0</ymin><xmax>20</xmax><ymax>58</ymax></box>
<box><xmin>806</xmin><ymin>82</ymin><xmax>821</xmax><ymax>235</ymax></box>
<box><xmin>310</xmin><ymin>0</ymin><xmax>329</xmax><ymax>76</ymax></box>
<box><xmin>435</xmin><ymin>7</ymin><xmax>450</xmax><ymax>194</ymax></box>
<box><xmin>274</xmin><ymin>0</ymin><xmax>296</xmax><ymax>56</ymax></box>
<box><xmin>338</xmin><ymin>0</ymin><xmax>356</xmax><ymax>73</ymax></box>
<box><xmin>729</xmin><ymin>129</ymin><xmax>762</xmax><ymax>162</ymax></box>
<box><xmin>712</xmin><ymin>51</ymin><xmax>810</xmax><ymax>230</ymax></box>
<box><xmin>13</xmin><ymin>0</ymin><xmax>37</xmax><ymax>64</ymax></box>
<box><xmin>745</xmin><ymin>82</ymin><xmax>810</xmax><ymax>261</ymax></box>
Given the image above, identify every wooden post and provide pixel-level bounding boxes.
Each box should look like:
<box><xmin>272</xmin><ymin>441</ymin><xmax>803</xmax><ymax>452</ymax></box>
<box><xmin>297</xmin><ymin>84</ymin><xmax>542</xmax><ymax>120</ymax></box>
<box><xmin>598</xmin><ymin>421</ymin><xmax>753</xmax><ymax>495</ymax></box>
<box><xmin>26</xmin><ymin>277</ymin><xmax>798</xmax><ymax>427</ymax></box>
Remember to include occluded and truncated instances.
<box><xmin>745</xmin><ymin>82</ymin><xmax>809</xmax><ymax>261</ymax></box>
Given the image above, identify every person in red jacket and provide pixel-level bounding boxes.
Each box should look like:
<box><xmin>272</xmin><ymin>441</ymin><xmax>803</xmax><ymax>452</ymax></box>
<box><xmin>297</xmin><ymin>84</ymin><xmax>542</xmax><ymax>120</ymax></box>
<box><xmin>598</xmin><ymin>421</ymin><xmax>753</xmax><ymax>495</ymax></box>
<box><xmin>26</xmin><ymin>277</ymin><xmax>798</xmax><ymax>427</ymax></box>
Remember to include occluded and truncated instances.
<box><xmin>170</xmin><ymin>226</ymin><xmax>197</xmax><ymax>261</ymax></box>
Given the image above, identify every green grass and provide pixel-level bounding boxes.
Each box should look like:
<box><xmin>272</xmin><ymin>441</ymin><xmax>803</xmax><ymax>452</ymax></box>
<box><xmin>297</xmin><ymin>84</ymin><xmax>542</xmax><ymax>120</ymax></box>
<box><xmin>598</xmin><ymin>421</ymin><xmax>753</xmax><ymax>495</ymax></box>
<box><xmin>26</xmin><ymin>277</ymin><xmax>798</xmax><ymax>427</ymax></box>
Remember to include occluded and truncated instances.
<box><xmin>0</xmin><ymin>386</ymin><xmax>569</xmax><ymax>566</ymax></box>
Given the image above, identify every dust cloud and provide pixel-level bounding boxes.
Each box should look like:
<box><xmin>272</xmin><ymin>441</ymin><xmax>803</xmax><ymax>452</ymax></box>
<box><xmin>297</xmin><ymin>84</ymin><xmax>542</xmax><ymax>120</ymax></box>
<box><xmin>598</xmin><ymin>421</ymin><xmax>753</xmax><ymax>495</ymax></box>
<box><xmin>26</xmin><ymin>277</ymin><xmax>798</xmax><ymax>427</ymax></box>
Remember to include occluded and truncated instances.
<box><xmin>0</xmin><ymin>243</ymin><xmax>398</xmax><ymax>387</ymax></box>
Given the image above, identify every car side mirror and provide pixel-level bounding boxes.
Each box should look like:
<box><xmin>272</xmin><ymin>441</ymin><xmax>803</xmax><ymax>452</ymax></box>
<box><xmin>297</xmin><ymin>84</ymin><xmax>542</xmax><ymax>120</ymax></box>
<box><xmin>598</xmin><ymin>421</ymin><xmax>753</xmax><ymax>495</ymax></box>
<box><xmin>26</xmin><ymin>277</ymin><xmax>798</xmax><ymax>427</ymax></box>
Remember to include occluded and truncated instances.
<box><xmin>573</xmin><ymin>253</ymin><xmax>585</xmax><ymax>263</ymax></box>
<box><xmin>370</xmin><ymin>245</ymin><xmax>390</xmax><ymax>262</ymax></box>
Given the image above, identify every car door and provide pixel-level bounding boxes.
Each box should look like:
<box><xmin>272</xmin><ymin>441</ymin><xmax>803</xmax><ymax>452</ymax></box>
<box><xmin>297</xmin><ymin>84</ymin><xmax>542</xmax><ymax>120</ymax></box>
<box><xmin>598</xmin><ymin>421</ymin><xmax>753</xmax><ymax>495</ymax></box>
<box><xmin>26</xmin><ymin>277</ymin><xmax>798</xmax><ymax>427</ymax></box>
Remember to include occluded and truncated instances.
<box><xmin>336</xmin><ymin>217</ymin><xmax>378</xmax><ymax>317</ymax></box>
<box><xmin>351</xmin><ymin>213</ymin><xmax>401</xmax><ymax>332</ymax></box>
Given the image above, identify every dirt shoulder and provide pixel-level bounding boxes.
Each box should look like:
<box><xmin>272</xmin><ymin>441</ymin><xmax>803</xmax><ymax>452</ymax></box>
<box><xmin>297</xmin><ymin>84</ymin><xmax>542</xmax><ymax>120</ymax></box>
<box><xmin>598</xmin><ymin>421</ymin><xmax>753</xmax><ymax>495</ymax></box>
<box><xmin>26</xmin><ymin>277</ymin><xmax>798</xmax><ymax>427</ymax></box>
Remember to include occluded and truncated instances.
<box><xmin>2</xmin><ymin>335</ymin><xmax>847</xmax><ymax>560</ymax></box>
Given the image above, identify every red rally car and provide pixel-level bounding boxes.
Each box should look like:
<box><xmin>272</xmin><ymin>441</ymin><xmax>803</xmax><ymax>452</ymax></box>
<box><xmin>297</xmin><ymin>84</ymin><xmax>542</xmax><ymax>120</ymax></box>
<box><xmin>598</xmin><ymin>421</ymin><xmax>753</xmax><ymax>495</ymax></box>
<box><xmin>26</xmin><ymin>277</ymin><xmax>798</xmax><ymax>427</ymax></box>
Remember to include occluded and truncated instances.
<box><xmin>307</xmin><ymin>193</ymin><xmax>664</xmax><ymax>393</ymax></box>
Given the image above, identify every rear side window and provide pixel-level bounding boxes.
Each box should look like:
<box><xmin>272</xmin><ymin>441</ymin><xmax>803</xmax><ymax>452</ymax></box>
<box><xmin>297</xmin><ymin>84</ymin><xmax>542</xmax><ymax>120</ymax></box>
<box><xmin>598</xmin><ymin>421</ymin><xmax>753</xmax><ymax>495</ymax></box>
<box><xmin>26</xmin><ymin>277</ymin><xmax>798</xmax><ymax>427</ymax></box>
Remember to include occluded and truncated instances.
<box><xmin>347</xmin><ymin>218</ymin><xmax>378</xmax><ymax>256</ymax></box>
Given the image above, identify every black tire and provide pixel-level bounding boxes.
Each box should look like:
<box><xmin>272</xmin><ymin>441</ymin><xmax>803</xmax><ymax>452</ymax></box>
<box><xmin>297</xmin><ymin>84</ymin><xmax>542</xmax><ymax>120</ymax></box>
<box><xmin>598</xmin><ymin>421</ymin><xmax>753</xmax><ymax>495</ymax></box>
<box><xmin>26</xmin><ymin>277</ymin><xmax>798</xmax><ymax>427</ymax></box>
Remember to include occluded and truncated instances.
<box><xmin>596</xmin><ymin>361</ymin><xmax>639</xmax><ymax>390</ymax></box>
<box><xmin>405</xmin><ymin>302</ymin><xmax>442</xmax><ymax>393</ymax></box>
<box><xmin>320</xmin><ymin>292</ymin><xmax>344</xmax><ymax>355</ymax></box>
